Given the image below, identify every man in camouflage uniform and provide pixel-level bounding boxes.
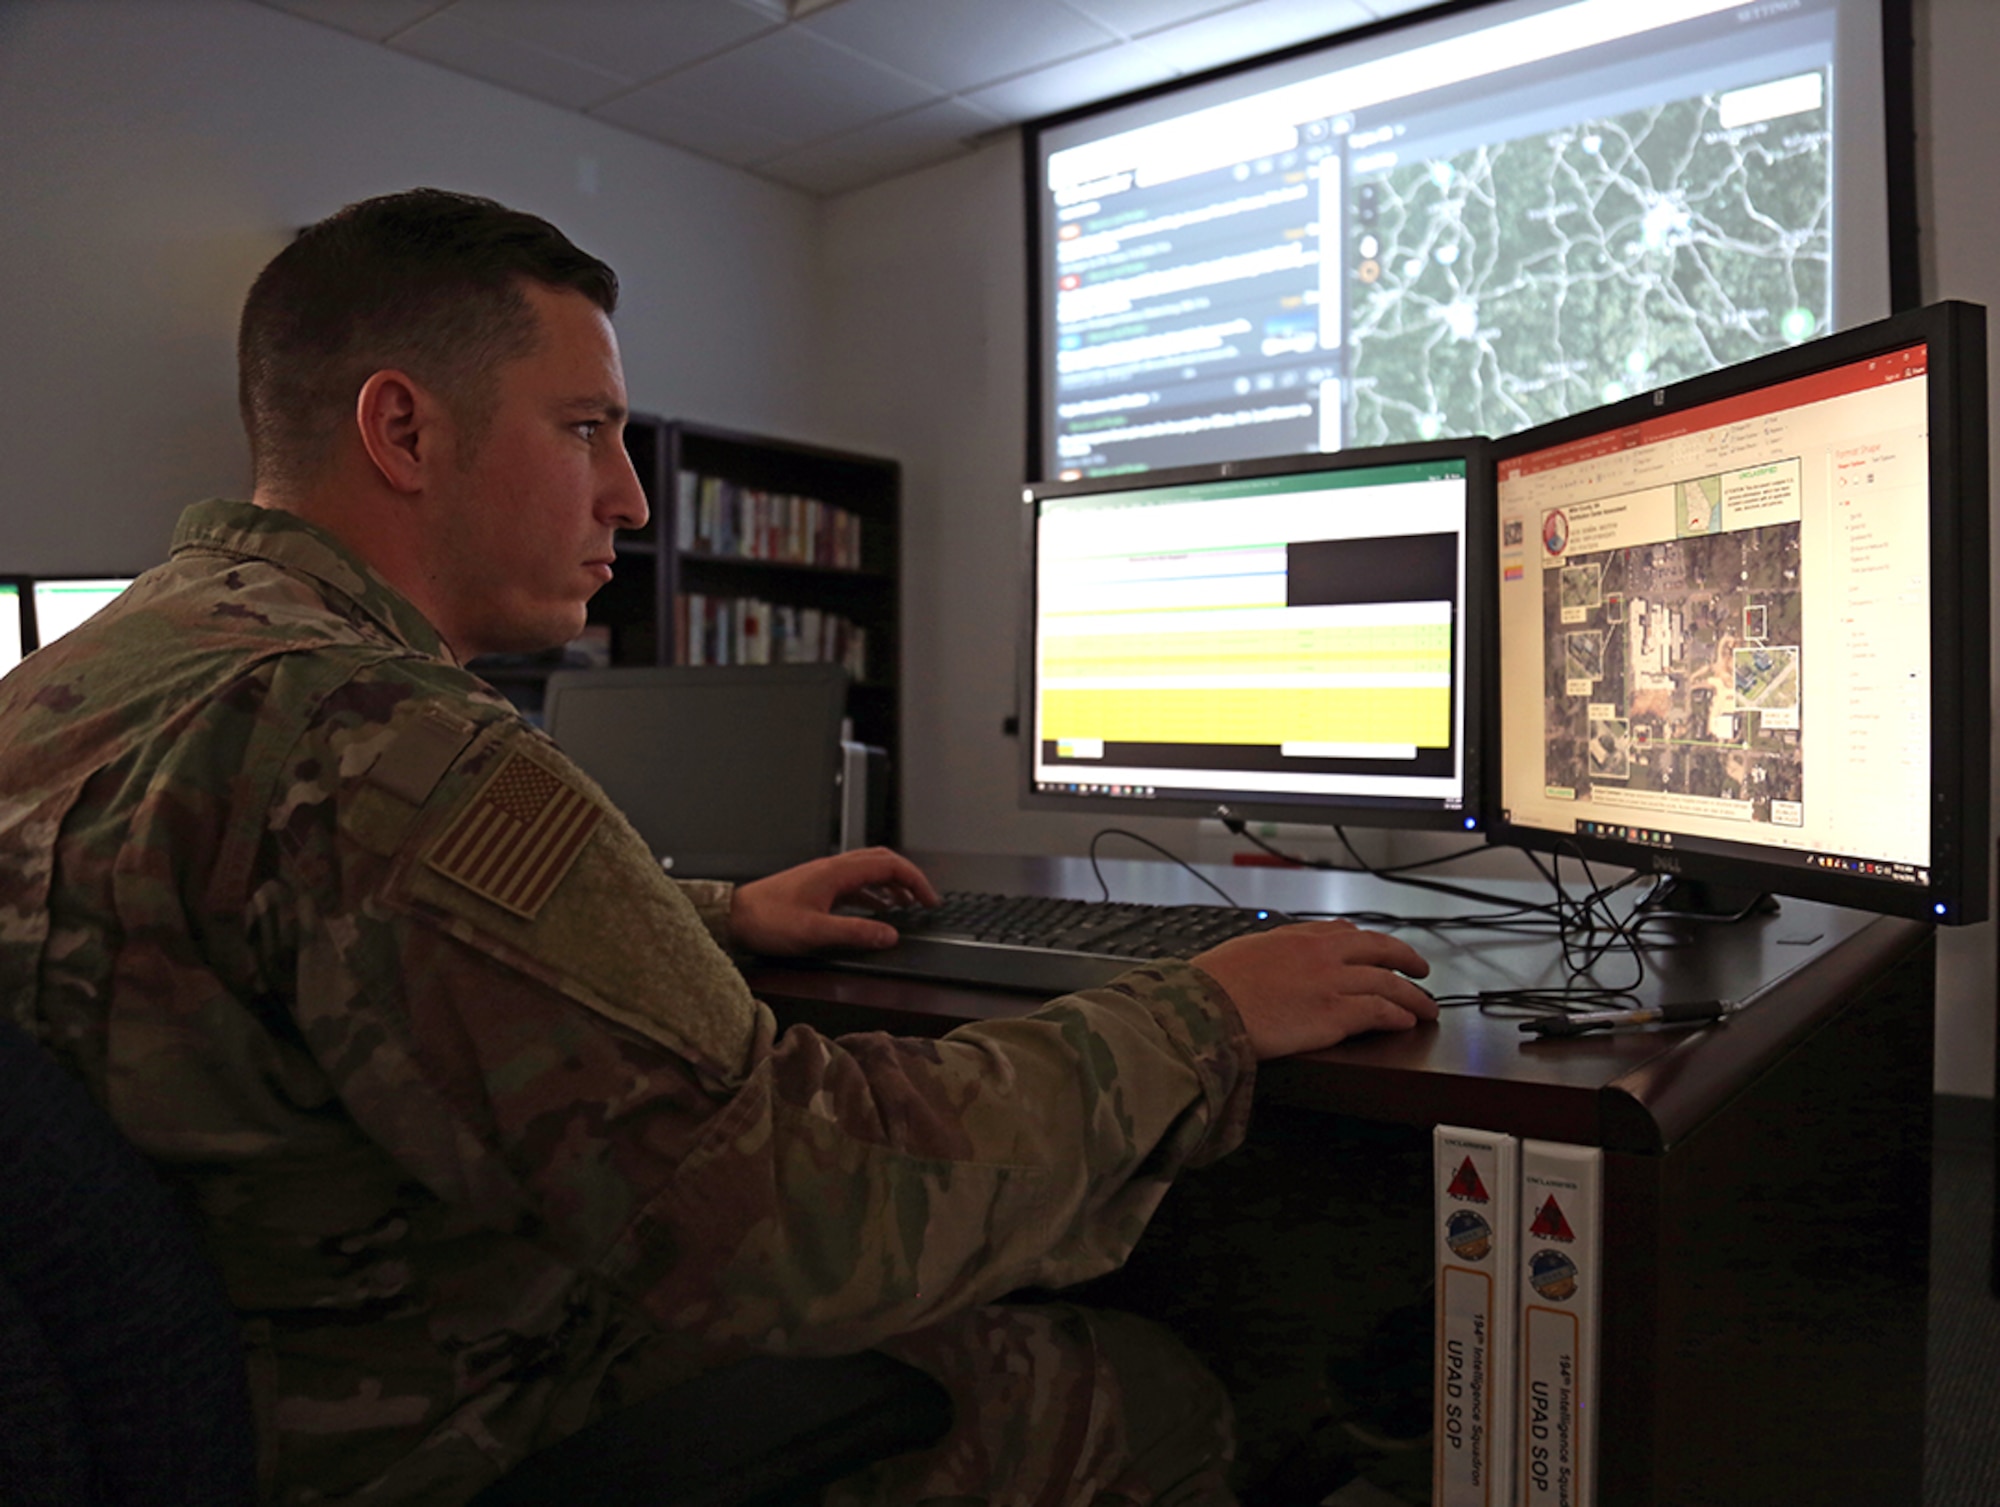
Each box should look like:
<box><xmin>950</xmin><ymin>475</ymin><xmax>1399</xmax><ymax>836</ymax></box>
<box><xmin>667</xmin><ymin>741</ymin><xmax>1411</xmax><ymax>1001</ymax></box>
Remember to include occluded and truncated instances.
<box><xmin>0</xmin><ymin>189</ymin><xmax>1437</xmax><ymax>1505</ymax></box>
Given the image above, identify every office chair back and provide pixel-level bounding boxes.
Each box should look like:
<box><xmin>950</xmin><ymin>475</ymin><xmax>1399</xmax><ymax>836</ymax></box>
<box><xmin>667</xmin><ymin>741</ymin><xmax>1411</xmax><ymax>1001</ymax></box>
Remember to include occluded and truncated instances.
<box><xmin>0</xmin><ymin>1014</ymin><xmax>258</xmax><ymax>1505</ymax></box>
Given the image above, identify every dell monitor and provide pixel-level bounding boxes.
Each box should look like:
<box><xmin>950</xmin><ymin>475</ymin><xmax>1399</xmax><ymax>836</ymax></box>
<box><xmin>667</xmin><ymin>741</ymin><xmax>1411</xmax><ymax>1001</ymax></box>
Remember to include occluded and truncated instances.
<box><xmin>1021</xmin><ymin>439</ymin><xmax>1490</xmax><ymax>832</ymax></box>
<box><xmin>29</xmin><ymin>577</ymin><xmax>135</xmax><ymax>650</ymax></box>
<box><xmin>1492</xmin><ymin>300</ymin><xmax>1988</xmax><ymax>923</ymax></box>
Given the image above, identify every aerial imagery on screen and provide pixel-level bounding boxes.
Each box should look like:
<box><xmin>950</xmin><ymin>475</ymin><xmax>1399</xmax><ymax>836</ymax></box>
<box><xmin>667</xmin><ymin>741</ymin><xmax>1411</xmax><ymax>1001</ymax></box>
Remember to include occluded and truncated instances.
<box><xmin>1037</xmin><ymin>0</ymin><xmax>1880</xmax><ymax>478</ymax></box>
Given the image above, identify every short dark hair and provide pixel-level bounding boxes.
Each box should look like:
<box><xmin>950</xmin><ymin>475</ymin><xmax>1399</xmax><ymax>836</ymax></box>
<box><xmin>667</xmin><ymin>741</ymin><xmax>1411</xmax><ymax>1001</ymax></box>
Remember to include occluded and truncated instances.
<box><xmin>238</xmin><ymin>188</ymin><xmax>619</xmax><ymax>495</ymax></box>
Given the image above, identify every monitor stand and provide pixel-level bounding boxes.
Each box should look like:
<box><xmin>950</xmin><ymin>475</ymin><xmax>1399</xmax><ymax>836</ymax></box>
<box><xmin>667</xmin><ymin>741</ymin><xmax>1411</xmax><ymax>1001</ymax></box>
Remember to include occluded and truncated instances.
<box><xmin>1646</xmin><ymin>878</ymin><xmax>1781</xmax><ymax>921</ymax></box>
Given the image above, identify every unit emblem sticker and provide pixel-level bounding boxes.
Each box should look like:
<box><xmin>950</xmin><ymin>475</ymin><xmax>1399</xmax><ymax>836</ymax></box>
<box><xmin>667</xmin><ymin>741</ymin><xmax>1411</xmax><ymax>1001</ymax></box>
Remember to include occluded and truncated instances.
<box><xmin>1528</xmin><ymin>1248</ymin><xmax>1580</xmax><ymax>1302</ymax></box>
<box><xmin>1445</xmin><ymin>1209</ymin><xmax>1494</xmax><ymax>1261</ymax></box>
<box><xmin>1529</xmin><ymin>1193</ymin><xmax>1577</xmax><ymax>1242</ymax></box>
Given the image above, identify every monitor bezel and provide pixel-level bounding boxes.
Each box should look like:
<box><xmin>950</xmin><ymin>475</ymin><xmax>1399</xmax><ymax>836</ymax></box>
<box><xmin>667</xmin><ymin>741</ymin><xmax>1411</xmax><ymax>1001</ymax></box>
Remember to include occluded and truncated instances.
<box><xmin>0</xmin><ymin>577</ymin><xmax>31</xmax><ymax>668</ymax></box>
<box><xmin>1018</xmin><ymin>437</ymin><xmax>1495</xmax><ymax>834</ymax></box>
<box><xmin>1488</xmin><ymin>299</ymin><xmax>1989</xmax><ymax>924</ymax></box>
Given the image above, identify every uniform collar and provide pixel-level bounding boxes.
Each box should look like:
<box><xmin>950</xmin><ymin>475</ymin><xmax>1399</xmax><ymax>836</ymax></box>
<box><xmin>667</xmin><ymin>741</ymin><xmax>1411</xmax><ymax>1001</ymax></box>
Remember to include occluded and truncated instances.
<box><xmin>171</xmin><ymin>498</ymin><xmax>456</xmax><ymax>663</ymax></box>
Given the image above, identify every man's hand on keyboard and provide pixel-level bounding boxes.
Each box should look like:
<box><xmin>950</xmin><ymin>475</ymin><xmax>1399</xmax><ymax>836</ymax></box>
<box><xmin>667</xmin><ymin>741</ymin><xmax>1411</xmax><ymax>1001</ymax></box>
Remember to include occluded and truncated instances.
<box><xmin>731</xmin><ymin>848</ymin><xmax>940</xmax><ymax>956</ymax></box>
<box><xmin>1190</xmin><ymin>921</ymin><xmax>1437</xmax><ymax>1059</ymax></box>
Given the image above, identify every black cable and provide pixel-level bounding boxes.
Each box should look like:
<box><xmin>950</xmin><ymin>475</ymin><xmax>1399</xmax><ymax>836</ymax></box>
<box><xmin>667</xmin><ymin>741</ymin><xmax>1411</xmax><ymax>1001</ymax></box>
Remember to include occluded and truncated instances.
<box><xmin>1219</xmin><ymin>808</ymin><xmax>1574</xmax><ymax>922</ymax></box>
<box><xmin>1092</xmin><ymin>818</ymin><xmax>1704</xmax><ymax>1019</ymax></box>
<box><xmin>1356</xmin><ymin>836</ymin><xmax>1500</xmax><ymax>875</ymax></box>
<box><xmin>1086</xmin><ymin>827</ymin><xmax>1264</xmax><ymax>913</ymax></box>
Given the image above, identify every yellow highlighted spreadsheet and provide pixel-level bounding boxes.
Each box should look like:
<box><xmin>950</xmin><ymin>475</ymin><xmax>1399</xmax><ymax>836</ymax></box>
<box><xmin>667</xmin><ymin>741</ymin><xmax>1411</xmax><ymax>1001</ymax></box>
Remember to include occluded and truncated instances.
<box><xmin>1042</xmin><ymin>683</ymin><xmax>1450</xmax><ymax>746</ymax></box>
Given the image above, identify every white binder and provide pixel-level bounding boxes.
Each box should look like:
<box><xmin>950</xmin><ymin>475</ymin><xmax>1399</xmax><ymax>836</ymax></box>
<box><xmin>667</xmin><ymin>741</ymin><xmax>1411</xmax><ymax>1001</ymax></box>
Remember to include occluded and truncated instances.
<box><xmin>1433</xmin><ymin>1125</ymin><xmax>1519</xmax><ymax>1507</ymax></box>
<box><xmin>1515</xmin><ymin>1140</ymin><xmax>1603</xmax><ymax>1507</ymax></box>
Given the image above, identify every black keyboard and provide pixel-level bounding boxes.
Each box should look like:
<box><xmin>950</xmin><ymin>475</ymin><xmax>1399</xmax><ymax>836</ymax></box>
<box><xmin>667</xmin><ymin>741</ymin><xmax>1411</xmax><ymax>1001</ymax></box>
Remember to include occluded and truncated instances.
<box><xmin>820</xmin><ymin>890</ymin><xmax>1290</xmax><ymax>996</ymax></box>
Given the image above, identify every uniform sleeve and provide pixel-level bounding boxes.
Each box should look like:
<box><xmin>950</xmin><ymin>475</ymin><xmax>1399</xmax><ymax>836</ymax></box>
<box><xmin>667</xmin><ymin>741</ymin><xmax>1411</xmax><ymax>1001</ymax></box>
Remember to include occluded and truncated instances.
<box><xmin>671</xmin><ymin>879</ymin><xmax>736</xmax><ymax>951</ymax></box>
<box><xmin>271</xmin><ymin>678</ymin><xmax>1257</xmax><ymax>1364</ymax></box>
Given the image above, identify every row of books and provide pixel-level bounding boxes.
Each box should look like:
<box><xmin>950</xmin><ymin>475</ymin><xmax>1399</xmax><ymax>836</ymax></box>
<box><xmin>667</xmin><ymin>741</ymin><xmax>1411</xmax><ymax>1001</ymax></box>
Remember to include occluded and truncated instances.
<box><xmin>675</xmin><ymin>472</ymin><xmax>865</xmax><ymax>569</ymax></box>
<box><xmin>1433</xmin><ymin>1127</ymin><xmax>1603</xmax><ymax>1507</ymax></box>
<box><xmin>674</xmin><ymin>592</ymin><xmax>869</xmax><ymax>680</ymax></box>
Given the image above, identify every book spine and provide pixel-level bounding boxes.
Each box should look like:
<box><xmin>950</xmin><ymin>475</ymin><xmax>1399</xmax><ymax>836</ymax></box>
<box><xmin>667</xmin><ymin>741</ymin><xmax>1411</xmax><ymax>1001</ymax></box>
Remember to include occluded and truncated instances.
<box><xmin>675</xmin><ymin>471</ymin><xmax>697</xmax><ymax>552</ymax></box>
<box><xmin>696</xmin><ymin>476</ymin><xmax>719</xmax><ymax>555</ymax></box>
<box><xmin>1516</xmin><ymin>1141</ymin><xmax>1602</xmax><ymax>1507</ymax></box>
<box><xmin>684</xmin><ymin>592</ymin><xmax>705</xmax><ymax>666</ymax></box>
<box><xmin>1434</xmin><ymin>1124</ymin><xmax>1519</xmax><ymax>1507</ymax></box>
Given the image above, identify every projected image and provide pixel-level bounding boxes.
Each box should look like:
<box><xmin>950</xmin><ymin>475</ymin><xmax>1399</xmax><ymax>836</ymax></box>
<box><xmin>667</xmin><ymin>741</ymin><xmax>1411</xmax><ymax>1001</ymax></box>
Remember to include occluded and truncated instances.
<box><xmin>1037</xmin><ymin>0</ymin><xmax>1874</xmax><ymax>480</ymax></box>
<box><xmin>1346</xmin><ymin>76</ymin><xmax>1830</xmax><ymax>447</ymax></box>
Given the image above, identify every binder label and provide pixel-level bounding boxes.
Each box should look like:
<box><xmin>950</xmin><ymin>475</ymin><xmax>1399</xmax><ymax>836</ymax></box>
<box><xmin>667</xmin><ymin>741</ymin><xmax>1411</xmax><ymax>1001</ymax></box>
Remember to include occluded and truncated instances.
<box><xmin>1439</xmin><ymin>1266</ymin><xmax>1497</xmax><ymax>1501</ymax></box>
<box><xmin>1523</xmin><ymin>1306</ymin><xmax>1582</xmax><ymax>1505</ymax></box>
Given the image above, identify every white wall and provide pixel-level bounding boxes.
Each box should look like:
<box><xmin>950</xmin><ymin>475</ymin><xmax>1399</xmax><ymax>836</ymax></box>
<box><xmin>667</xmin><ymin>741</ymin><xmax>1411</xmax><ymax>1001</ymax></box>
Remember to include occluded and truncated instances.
<box><xmin>819</xmin><ymin>0</ymin><xmax>2000</xmax><ymax>1096</ymax></box>
<box><xmin>0</xmin><ymin>0</ymin><xmax>822</xmax><ymax>573</ymax></box>
<box><xmin>814</xmin><ymin>141</ymin><xmax>1212</xmax><ymax>862</ymax></box>
<box><xmin>1914</xmin><ymin>0</ymin><xmax>1999</xmax><ymax>1098</ymax></box>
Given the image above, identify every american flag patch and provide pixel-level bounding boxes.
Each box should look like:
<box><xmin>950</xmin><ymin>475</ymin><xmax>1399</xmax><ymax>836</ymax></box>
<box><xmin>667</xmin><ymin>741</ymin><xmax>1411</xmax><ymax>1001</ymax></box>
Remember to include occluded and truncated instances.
<box><xmin>425</xmin><ymin>751</ymin><xmax>602</xmax><ymax>920</ymax></box>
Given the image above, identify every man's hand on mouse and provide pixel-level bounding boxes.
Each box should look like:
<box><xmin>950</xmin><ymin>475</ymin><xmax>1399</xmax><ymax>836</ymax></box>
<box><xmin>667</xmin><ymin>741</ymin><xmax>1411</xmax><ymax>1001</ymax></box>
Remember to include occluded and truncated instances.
<box><xmin>1191</xmin><ymin>920</ymin><xmax>1437</xmax><ymax>1059</ymax></box>
<box><xmin>731</xmin><ymin>847</ymin><xmax>939</xmax><ymax>955</ymax></box>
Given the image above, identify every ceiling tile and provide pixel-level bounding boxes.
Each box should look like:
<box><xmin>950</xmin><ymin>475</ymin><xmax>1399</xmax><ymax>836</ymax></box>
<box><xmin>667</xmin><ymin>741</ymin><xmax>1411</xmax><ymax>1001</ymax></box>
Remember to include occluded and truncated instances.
<box><xmin>252</xmin><ymin>0</ymin><xmax>449</xmax><ymax>40</ymax></box>
<box><xmin>439</xmin><ymin>0</ymin><xmax>779</xmax><ymax>83</ymax></box>
<box><xmin>755</xmin><ymin>95</ymin><xmax>1006</xmax><ymax>196</ymax></box>
<box><xmin>591</xmin><ymin>87</ymin><xmax>796</xmax><ymax>168</ymax></box>
<box><xmin>1133</xmin><ymin>0</ymin><xmax>1373</xmax><ymax>76</ymax></box>
<box><xmin>1058</xmin><ymin>0</ymin><xmax>1246</xmax><ymax>40</ymax></box>
<box><xmin>798</xmin><ymin>0</ymin><xmax>1118</xmax><ymax>95</ymax></box>
<box><xmin>965</xmin><ymin>42</ymin><xmax>1180</xmax><ymax>122</ymax></box>
<box><xmin>391</xmin><ymin>10</ymin><xmax>633</xmax><ymax>109</ymax></box>
<box><xmin>637</xmin><ymin>27</ymin><xmax>942</xmax><ymax>150</ymax></box>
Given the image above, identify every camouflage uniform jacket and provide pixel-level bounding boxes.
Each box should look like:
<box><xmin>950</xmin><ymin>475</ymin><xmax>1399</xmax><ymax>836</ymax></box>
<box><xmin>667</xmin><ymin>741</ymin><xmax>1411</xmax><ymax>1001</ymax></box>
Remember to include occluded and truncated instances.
<box><xmin>0</xmin><ymin>499</ymin><xmax>1258</xmax><ymax>1504</ymax></box>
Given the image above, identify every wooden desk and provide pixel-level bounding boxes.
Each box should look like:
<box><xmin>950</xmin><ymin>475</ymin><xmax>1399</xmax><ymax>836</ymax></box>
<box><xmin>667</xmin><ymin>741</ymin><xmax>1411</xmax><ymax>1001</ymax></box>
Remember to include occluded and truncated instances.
<box><xmin>746</xmin><ymin>853</ymin><xmax>1935</xmax><ymax>1506</ymax></box>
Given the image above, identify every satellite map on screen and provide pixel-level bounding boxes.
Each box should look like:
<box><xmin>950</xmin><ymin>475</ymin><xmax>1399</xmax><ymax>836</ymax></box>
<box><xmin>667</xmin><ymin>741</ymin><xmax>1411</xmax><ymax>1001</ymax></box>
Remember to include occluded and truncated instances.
<box><xmin>1543</xmin><ymin>513</ymin><xmax>1804</xmax><ymax>825</ymax></box>
<box><xmin>1345</xmin><ymin>72</ymin><xmax>1831</xmax><ymax>446</ymax></box>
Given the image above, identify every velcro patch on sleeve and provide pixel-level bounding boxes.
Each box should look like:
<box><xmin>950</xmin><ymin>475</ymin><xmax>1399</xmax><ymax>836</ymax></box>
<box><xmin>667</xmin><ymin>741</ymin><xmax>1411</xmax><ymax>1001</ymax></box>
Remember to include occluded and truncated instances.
<box><xmin>425</xmin><ymin>749</ymin><xmax>602</xmax><ymax>920</ymax></box>
<box><xmin>366</xmin><ymin>704</ymin><xmax>476</xmax><ymax>805</ymax></box>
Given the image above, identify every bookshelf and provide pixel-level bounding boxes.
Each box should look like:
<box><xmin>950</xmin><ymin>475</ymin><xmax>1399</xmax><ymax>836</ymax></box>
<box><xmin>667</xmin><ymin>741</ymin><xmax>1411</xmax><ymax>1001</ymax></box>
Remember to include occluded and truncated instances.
<box><xmin>625</xmin><ymin>417</ymin><xmax>902</xmax><ymax>844</ymax></box>
<box><xmin>473</xmin><ymin>417</ymin><xmax>902</xmax><ymax>841</ymax></box>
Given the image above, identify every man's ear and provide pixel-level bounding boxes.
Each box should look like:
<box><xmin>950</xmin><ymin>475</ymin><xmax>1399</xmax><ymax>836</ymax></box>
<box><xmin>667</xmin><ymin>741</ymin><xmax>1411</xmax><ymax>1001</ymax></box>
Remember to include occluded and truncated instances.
<box><xmin>355</xmin><ymin>369</ymin><xmax>448</xmax><ymax>495</ymax></box>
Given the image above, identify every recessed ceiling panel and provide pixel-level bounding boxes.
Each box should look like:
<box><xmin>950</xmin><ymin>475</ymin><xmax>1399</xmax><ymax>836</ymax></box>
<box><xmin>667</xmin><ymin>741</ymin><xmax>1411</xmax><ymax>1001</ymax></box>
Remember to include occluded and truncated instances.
<box><xmin>253</xmin><ymin>0</ymin><xmax>449</xmax><ymax>41</ymax></box>
<box><xmin>646</xmin><ymin>26</ymin><xmax>941</xmax><ymax>149</ymax></box>
<box><xmin>799</xmin><ymin>0</ymin><xmax>1118</xmax><ymax>94</ymax></box>
<box><xmin>592</xmin><ymin>85</ymin><xmax>795</xmax><ymax>168</ymax></box>
<box><xmin>1058</xmin><ymin>0</ymin><xmax>1252</xmax><ymax>40</ymax></box>
<box><xmin>392</xmin><ymin>11</ymin><xmax>632</xmax><ymax>109</ymax></box>
<box><xmin>444</xmin><ymin>0</ymin><xmax>780</xmax><ymax>83</ymax></box>
<box><xmin>757</xmin><ymin>96</ymin><xmax>1007</xmax><ymax>196</ymax></box>
<box><xmin>1132</xmin><ymin>0</ymin><xmax>1372</xmax><ymax>75</ymax></box>
<box><xmin>965</xmin><ymin>41</ymin><xmax>1179</xmax><ymax>122</ymax></box>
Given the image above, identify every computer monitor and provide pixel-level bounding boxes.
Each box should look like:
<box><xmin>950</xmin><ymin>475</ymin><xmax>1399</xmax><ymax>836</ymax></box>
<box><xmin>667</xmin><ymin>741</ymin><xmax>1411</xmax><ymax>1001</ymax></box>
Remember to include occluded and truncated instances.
<box><xmin>1492</xmin><ymin>300</ymin><xmax>1988</xmax><ymax>923</ymax></box>
<box><xmin>1021</xmin><ymin>440</ymin><xmax>1490</xmax><ymax>832</ymax></box>
<box><xmin>543</xmin><ymin>663</ymin><xmax>851</xmax><ymax>882</ymax></box>
<box><xmin>29</xmin><ymin>577</ymin><xmax>134</xmax><ymax>650</ymax></box>
<box><xmin>0</xmin><ymin>581</ymin><xmax>26</xmax><ymax>675</ymax></box>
